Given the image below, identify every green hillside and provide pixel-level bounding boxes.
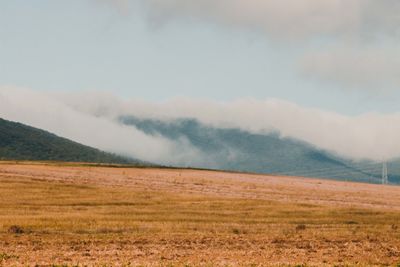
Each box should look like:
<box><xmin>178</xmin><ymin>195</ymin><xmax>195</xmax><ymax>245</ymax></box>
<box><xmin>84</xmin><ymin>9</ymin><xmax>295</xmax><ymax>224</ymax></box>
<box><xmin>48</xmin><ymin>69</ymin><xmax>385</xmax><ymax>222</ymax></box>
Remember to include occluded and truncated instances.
<box><xmin>0</xmin><ymin>118</ymin><xmax>134</xmax><ymax>164</ymax></box>
<box><xmin>120</xmin><ymin>116</ymin><xmax>399</xmax><ymax>184</ymax></box>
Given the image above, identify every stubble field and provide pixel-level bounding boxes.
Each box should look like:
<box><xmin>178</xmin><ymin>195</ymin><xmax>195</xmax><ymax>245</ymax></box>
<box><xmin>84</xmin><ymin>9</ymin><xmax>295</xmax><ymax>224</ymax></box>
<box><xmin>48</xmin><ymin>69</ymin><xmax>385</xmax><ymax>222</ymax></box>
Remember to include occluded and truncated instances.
<box><xmin>0</xmin><ymin>161</ymin><xmax>400</xmax><ymax>266</ymax></box>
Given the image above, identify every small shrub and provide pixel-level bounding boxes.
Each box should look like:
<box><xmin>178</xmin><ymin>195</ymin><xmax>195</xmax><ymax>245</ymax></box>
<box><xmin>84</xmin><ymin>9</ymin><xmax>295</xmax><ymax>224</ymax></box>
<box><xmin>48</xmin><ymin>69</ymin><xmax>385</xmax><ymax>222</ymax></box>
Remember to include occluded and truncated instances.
<box><xmin>7</xmin><ymin>225</ymin><xmax>24</xmax><ymax>234</ymax></box>
<box><xmin>296</xmin><ymin>224</ymin><xmax>306</xmax><ymax>231</ymax></box>
<box><xmin>0</xmin><ymin>252</ymin><xmax>19</xmax><ymax>261</ymax></box>
<box><xmin>344</xmin><ymin>221</ymin><xmax>358</xmax><ymax>225</ymax></box>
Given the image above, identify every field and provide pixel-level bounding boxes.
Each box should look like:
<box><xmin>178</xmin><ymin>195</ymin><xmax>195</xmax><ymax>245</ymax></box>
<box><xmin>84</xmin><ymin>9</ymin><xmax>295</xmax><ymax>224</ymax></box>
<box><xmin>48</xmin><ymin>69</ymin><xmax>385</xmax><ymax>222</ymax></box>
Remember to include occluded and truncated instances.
<box><xmin>1</xmin><ymin>162</ymin><xmax>400</xmax><ymax>266</ymax></box>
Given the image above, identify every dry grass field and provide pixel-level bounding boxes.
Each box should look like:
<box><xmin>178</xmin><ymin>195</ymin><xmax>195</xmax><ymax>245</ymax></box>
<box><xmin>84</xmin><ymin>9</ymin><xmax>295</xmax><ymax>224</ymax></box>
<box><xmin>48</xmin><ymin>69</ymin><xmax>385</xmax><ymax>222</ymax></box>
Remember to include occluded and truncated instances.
<box><xmin>1</xmin><ymin>161</ymin><xmax>400</xmax><ymax>266</ymax></box>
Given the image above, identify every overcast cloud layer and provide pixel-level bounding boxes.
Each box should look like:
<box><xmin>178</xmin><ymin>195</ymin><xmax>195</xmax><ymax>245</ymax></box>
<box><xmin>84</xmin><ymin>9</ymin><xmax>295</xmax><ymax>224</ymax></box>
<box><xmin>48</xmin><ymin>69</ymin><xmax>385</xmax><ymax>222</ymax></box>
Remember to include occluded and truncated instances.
<box><xmin>2</xmin><ymin>87</ymin><xmax>400</xmax><ymax>162</ymax></box>
<box><xmin>105</xmin><ymin>0</ymin><xmax>400</xmax><ymax>91</ymax></box>
<box><xmin>139</xmin><ymin>0</ymin><xmax>400</xmax><ymax>39</ymax></box>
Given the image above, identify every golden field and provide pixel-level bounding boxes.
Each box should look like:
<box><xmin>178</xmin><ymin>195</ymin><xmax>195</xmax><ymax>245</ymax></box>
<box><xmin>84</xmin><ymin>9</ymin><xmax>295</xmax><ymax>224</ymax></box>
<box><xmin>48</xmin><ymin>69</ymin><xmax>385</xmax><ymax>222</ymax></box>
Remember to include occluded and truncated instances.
<box><xmin>0</xmin><ymin>161</ymin><xmax>400</xmax><ymax>266</ymax></box>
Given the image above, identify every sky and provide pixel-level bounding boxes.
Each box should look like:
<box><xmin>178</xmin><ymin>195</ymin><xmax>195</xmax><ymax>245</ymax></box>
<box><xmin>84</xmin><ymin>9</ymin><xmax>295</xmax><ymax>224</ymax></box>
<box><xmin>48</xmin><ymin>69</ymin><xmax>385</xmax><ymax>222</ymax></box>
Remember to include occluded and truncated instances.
<box><xmin>1</xmin><ymin>1</ymin><xmax>400</xmax><ymax>163</ymax></box>
<box><xmin>1</xmin><ymin>0</ymin><xmax>400</xmax><ymax>115</ymax></box>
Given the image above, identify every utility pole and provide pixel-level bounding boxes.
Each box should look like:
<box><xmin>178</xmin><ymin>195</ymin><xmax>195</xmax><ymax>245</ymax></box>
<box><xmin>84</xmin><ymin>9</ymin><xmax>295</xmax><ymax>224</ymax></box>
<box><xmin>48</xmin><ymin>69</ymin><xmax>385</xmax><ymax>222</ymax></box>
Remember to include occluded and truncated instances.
<box><xmin>382</xmin><ymin>162</ymin><xmax>388</xmax><ymax>185</ymax></box>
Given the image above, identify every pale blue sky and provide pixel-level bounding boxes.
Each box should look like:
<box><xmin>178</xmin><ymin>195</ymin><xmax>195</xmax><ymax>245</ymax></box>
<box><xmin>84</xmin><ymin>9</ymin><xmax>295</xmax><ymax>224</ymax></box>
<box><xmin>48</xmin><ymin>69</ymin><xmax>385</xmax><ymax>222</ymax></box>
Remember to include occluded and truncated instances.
<box><xmin>1</xmin><ymin>0</ymin><xmax>399</xmax><ymax>115</ymax></box>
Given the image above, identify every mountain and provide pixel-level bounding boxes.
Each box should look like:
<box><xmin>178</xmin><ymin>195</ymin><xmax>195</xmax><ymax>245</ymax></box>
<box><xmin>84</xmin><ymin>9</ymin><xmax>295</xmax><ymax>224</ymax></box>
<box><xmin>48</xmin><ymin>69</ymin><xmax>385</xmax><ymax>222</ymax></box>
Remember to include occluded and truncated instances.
<box><xmin>0</xmin><ymin>118</ymin><xmax>135</xmax><ymax>164</ymax></box>
<box><xmin>2</xmin><ymin>116</ymin><xmax>398</xmax><ymax>184</ymax></box>
<box><xmin>120</xmin><ymin>116</ymin><xmax>400</xmax><ymax>184</ymax></box>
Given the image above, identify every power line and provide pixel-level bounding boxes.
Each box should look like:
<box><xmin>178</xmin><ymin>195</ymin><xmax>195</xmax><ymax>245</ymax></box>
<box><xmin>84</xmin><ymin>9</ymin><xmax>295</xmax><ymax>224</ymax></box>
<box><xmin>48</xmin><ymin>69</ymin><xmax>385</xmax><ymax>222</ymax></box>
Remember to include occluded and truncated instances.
<box><xmin>278</xmin><ymin>163</ymin><xmax>384</xmax><ymax>182</ymax></box>
<box><xmin>281</xmin><ymin>165</ymin><xmax>381</xmax><ymax>177</ymax></box>
<box><xmin>280</xmin><ymin>162</ymin><xmax>382</xmax><ymax>176</ymax></box>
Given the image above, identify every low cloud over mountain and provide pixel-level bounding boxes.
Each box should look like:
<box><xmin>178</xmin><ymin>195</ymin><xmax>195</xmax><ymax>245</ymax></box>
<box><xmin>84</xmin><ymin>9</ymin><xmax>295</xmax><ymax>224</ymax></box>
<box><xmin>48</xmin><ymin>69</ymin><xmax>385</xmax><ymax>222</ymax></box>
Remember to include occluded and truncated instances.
<box><xmin>2</xmin><ymin>87</ymin><xmax>400</xmax><ymax>163</ymax></box>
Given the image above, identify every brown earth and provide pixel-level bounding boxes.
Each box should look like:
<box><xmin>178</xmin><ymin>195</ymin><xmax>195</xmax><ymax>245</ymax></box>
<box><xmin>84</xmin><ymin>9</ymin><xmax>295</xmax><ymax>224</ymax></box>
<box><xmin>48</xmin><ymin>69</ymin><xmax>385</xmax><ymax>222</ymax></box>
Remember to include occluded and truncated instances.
<box><xmin>0</xmin><ymin>161</ymin><xmax>399</xmax><ymax>266</ymax></box>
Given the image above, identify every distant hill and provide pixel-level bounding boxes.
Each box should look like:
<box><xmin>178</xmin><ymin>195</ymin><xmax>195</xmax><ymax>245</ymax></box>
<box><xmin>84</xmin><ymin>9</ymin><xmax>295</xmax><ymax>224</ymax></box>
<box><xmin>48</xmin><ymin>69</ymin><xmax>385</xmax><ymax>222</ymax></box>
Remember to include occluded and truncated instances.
<box><xmin>0</xmin><ymin>118</ymin><xmax>135</xmax><ymax>164</ymax></box>
<box><xmin>2</xmin><ymin>116</ymin><xmax>399</xmax><ymax>184</ymax></box>
<box><xmin>120</xmin><ymin>116</ymin><xmax>400</xmax><ymax>184</ymax></box>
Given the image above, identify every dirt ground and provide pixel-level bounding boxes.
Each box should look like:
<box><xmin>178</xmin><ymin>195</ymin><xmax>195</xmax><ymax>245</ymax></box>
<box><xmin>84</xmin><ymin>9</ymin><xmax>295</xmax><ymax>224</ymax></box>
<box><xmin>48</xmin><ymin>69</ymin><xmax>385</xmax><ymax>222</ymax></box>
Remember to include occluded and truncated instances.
<box><xmin>0</xmin><ymin>161</ymin><xmax>400</xmax><ymax>266</ymax></box>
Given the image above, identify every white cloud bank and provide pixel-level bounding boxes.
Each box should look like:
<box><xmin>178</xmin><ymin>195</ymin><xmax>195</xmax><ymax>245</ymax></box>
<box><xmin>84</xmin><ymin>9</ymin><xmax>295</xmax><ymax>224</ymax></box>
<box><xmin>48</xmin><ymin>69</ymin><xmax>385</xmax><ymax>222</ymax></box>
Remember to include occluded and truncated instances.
<box><xmin>2</xmin><ymin>87</ymin><xmax>400</xmax><ymax>162</ymax></box>
<box><xmin>61</xmin><ymin>91</ymin><xmax>400</xmax><ymax>161</ymax></box>
<box><xmin>0</xmin><ymin>87</ymin><xmax>203</xmax><ymax>166</ymax></box>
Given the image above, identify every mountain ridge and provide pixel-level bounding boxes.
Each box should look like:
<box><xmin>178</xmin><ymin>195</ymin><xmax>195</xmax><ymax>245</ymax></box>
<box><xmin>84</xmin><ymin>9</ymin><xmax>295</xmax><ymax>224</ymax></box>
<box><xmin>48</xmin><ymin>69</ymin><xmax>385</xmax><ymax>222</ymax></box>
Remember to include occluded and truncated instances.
<box><xmin>1</xmin><ymin>116</ymin><xmax>398</xmax><ymax>184</ymax></box>
<box><xmin>120</xmin><ymin>116</ymin><xmax>399</xmax><ymax>184</ymax></box>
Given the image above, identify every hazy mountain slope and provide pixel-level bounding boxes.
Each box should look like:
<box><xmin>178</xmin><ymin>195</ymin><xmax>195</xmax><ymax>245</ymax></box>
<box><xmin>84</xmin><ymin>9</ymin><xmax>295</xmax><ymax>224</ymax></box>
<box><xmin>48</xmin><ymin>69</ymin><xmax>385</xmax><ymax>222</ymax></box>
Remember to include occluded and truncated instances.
<box><xmin>0</xmin><ymin>118</ymin><xmax>135</xmax><ymax>164</ymax></box>
<box><xmin>120</xmin><ymin>116</ymin><xmax>398</xmax><ymax>183</ymax></box>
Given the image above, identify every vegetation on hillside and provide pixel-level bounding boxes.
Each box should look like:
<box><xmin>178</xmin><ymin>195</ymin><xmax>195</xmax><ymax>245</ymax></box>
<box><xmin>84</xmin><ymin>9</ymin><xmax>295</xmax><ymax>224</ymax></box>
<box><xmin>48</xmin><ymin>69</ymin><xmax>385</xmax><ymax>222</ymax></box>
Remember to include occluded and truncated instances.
<box><xmin>121</xmin><ymin>116</ymin><xmax>398</xmax><ymax>183</ymax></box>
<box><xmin>0</xmin><ymin>118</ymin><xmax>134</xmax><ymax>164</ymax></box>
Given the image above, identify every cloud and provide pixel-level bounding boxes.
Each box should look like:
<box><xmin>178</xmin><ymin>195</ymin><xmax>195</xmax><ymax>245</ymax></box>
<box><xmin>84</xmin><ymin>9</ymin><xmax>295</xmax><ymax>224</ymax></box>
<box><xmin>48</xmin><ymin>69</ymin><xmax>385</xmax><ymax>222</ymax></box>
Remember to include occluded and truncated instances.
<box><xmin>300</xmin><ymin>45</ymin><xmax>400</xmax><ymax>90</ymax></box>
<box><xmin>119</xmin><ymin>0</ymin><xmax>400</xmax><ymax>40</ymax></box>
<box><xmin>0</xmin><ymin>86</ymin><xmax>203</xmax><ymax>166</ymax></box>
<box><xmin>53</xmin><ymin>89</ymin><xmax>400</xmax><ymax>161</ymax></box>
<box><xmin>102</xmin><ymin>0</ymin><xmax>400</xmax><ymax>91</ymax></box>
<box><xmin>3</xmin><ymin>87</ymin><xmax>400</xmax><ymax>161</ymax></box>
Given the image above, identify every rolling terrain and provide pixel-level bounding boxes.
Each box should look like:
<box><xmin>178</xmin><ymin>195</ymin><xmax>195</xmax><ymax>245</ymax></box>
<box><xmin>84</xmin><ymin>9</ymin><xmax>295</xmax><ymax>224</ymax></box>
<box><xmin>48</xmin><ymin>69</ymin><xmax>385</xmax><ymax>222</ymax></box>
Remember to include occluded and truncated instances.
<box><xmin>1</xmin><ymin>161</ymin><xmax>400</xmax><ymax>266</ymax></box>
<box><xmin>0</xmin><ymin>118</ymin><xmax>136</xmax><ymax>164</ymax></box>
<box><xmin>121</xmin><ymin>116</ymin><xmax>400</xmax><ymax>183</ymax></box>
<box><xmin>2</xmin><ymin>116</ymin><xmax>400</xmax><ymax>184</ymax></box>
